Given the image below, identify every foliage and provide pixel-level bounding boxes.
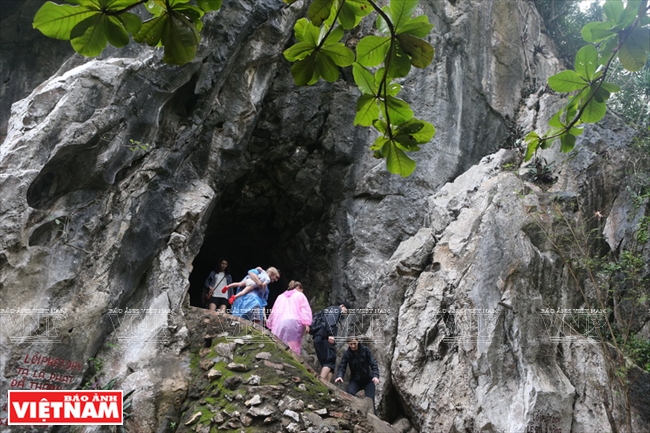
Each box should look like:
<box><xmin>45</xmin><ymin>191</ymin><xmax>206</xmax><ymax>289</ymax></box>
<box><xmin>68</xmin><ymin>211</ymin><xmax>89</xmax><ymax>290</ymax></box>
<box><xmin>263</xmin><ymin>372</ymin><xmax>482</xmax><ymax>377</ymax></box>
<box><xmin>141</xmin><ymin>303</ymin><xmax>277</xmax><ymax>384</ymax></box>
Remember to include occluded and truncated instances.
<box><xmin>282</xmin><ymin>0</ymin><xmax>436</xmax><ymax>176</ymax></box>
<box><xmin>33</xmin><ymin>0</ymin><xmax>435</xmax><ymax>177</ymax></box>
<box><xmin>525</xmin><ymin>0</ymin><xmax>650</xmax><ymax>161</ymax></box>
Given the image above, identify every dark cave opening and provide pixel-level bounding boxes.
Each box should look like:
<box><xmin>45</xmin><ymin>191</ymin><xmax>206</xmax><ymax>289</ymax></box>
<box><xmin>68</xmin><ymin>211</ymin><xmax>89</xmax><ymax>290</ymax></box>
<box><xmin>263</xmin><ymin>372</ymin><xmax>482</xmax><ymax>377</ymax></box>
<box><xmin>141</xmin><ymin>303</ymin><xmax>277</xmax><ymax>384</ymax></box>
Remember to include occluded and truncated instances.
<box><xmin>187</xmin><ymin>169</ymin><xmax>331</xmax><ymax>311</ymax></box>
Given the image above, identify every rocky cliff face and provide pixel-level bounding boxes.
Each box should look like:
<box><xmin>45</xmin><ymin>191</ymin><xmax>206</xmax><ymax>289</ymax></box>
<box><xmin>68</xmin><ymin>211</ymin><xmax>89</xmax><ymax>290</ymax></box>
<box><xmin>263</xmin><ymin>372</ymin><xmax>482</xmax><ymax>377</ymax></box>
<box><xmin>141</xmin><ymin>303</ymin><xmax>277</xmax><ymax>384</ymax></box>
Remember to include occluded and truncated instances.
<box><xmin>1</xmin><ymin>0</ymin><xmax>648</xmax><ymax>432</ymax></box>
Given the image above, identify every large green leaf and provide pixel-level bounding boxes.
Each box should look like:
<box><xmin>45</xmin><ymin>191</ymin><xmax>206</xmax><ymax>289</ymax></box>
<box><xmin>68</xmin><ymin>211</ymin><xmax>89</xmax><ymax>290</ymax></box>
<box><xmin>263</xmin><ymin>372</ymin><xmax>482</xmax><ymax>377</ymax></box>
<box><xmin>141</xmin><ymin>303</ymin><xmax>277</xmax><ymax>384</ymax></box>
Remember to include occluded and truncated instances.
<box><xmin>284</xmin><ymin>42</ymin><xmax>316</xmax><ymax>62</ymax></box>
<box><xmin>116</xmin><ymin>12</ymin><xmax>142</xmax><ymax>34</ymax></box>
<box><xmin>387</xmin><ymin>42</ymin><xmax>411</xmax><ymax>78</ymax></box>
<box><xmin>574</xmin><ymin>45</ymin><xmax>598</xmax><ymax>81</ymax></box>
<box><xmin>345</xmin><ymin>0</ymin><xmax>373</xmax><ymax>16</ymax></box>
<box><xmin>352</xmin><ymin>63</ymin><xmax>377</xmax><ymax>95</ymax></box>
<box><xmin>70</xmin><ymin>14</ymin><xmax>109</xmax><ymax>56</ymax></box>
<box><xmin>134</xmin><ymin>13</ymin><xmax>166</xmax><ymax>46</ymax></box>
<box><xmin>291</xmin><ymin>53</ymin><xmax>318</xmax><ymax>86</ymax></box>
<box><xmin>381</xmin><ymin>95</ymin><xmax>413</xmax><ymax>124</ymax></box>
<box><xmin>160</xmin><ymin>13</ymin><xmax>200</xmax><ymax>65</ymax></box>
<box><xmin>321</xmin><ymin>32</ymin><xmax>354</xmax><ymax>67</ymax></box>
<box><xmin>103</xmin><ymin>0</ymin><xmax>141</xmax><ymax>9</ymax></box>
<box><xmin>600</xmin><ymin>82</ymin><xmax>621</xmax><ymax>93</ymax></box>
<box><xmin>315</xmin><ymin>51</ymin><xmax>339</xmax><ymax>82</ymax></box>
<box><xmin>196</xmin><ymin>0</ymin><xmax>221</xmax><ymax>12</ymax></box>
<box><xmin>581</xmin><ymin>22</ymin><xmax>616</xmax><ymax>43</ymax></box>
<box><xmin>33</xmin><ymin>1</ymin><xmax>97</xmax><ymax>40</ymax></box>
<box><xmin>386</xmin><ymin>142</ymin><xmax>416</xmax><ymax>177</ymax></box>
<box><xmin>396</xmin><ymin>118</ymin><xmax>435</xmax><ymax>143</ymax></box>
<box><xmin>397</xmin><ymin>33</ymin><xmax>433</xmax><ymax>68</ymax></box>
<box><xmin>356</xmin><ymin>36</ymin><xmax>391</xmax><ymax>67</ymax></box>
<box><xmin>603</xmin><ymin>0</ymin><xmax>625</xmax><ymax>24</ymax></box>
<box><xmin>618</xmin><ymin>28</ymin><xmax>650</xmax><ymax>72</ymax></box>
<box><xmin>560</xmin><ymin>132</ymin><xmax>576</xmax><ymax>153</ymax></box>
<box><xmin>355</xmin><ymin>94</ymin><xmax>379</xmax><ymax>126</ymax></box>
<box><xmin>308</xmin><ymin>0</ymin><xmax>334</xmax><ymax>27</ymax></box>
<box><xmin>105</xmin><ymin>15</ymin><xmax>130</xmax><ymax>47</ymax></box>
<box><xmin>338</xmin><ymin>2</ymin><xmax>358</xmax><ymax>30</ymax></box>
<box><xmin>397</xmin><ymin>15</ymin><xmax>434</xmax><ymax>38</ymax></box>
<box><xmin>390</xmin><ymin>0</ymin><xmax>418</xmax><ymax>34</ymax></box>
<box><xmin>524</xmin><ymin>131</ymin><xmax>540</xmax><ymax>161</ymax></box>
<box><xmin>548</xmin><ymin>70</ymin><xmax>588</xmax><ymax>92</ymax></box>
<box><xmin>339</xmin><ymin>0</ymin><xmax>372</xmax><ymax>29</ymax></box>
<box><xmin>580</xmin><ymin>93</ymin><xmax>607</xmax><ymax>123</ymax></box>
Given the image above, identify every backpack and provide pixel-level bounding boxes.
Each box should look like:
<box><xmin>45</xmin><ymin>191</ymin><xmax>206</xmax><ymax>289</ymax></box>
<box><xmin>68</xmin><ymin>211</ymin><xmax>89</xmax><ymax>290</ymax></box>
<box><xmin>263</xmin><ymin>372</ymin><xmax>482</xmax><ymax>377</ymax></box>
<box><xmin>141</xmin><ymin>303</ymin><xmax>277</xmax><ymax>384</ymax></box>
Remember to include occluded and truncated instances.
<box><xmin>309</xmin><ymin>310</ymin><xmax>326</xmax><ymax>336</ymax></box>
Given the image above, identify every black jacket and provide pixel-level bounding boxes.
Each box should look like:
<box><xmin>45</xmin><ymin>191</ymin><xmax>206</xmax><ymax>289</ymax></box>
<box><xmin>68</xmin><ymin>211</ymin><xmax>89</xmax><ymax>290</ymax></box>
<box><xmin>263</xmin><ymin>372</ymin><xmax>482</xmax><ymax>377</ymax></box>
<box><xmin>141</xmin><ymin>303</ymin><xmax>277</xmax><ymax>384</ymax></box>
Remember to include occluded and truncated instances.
<box><xmin>316</xmin><ymin>305</ymin><xmax>343</xmax><ymax>338</ymax></box>
<box><xmin>336</xmin><ymin>344</ymin><xmax>379</xmax><ymax>383</ymax></box>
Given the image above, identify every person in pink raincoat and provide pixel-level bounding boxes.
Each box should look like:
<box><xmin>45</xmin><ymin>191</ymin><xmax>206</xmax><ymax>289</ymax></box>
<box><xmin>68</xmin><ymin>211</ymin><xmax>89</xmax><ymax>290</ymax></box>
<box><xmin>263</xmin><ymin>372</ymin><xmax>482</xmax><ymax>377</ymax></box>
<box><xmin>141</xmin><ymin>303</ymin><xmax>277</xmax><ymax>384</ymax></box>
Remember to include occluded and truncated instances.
<box><xmin>266</xmin><ymin>280</ymin><xmax>312</xmax><ymax>355</ymax></box>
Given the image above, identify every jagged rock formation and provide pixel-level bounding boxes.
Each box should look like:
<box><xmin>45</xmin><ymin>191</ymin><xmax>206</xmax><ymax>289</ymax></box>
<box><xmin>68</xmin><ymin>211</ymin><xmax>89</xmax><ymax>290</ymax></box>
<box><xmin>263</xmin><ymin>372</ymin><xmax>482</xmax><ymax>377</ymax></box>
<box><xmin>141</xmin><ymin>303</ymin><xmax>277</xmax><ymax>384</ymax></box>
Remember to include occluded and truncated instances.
<box><xmin>0</xmin><ymin>0</ymin><xmax>648</xmax><ymax>432</ymax></box>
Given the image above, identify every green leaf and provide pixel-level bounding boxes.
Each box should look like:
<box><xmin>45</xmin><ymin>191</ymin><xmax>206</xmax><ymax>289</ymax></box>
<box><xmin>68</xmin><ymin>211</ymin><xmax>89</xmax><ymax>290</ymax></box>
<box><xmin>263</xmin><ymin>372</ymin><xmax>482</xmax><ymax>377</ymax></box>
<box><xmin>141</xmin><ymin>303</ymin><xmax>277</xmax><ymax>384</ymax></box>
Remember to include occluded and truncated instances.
<box><xmin>345</xmin><ymin>0</ymin><xmax>373</xmax><ymax>17</ymax></box>
<box><xmin>387</xmin><ymin>82</ymin><xmax>402</xmax><ymax>96</ymax></box>
<box><xmin>618</xmin><ymin>28</ymin><xmax>650</xmax><ymax>72</ymax></box>
<box><xmin>390</xmin><ymin>0</ymin><xmax>418</xmax><ymax>33</ymax></box>
<box><xmin>387</xmin><ymin>42</ymin><xmax>411</xmax><ymax>78</ymax></box>
<box><xmin>548</xmin><ymin>70</ymin><xmax>588</xmax><ymax>93</ymax></box>
<box><xmin>548</xmin><ymin>111</ymin><xmax>564</xmax><ymax>128</ymax></box>
<box><xmin>574</xmin><ymin>45</ymin><xmax>598</xmax><ymax>81</ymax></box>
<box><xmin>291</xmin><ymin>53</ymin><xmax>318</xmax><ymax>86</ymax></box>
<box><xmin>524</xmin><ymin>131</ymin><xmax>540</xmax><ymax>161</ymax></box>
<box><xmin>134</xmin><ymin>13</ymin><xmax>166</xmax><ymax>46</ymax></box>
<box><xmin>352</xmin><ymin>63</ymin><xmax>377</xmax><ymax>95</ymax></box>
<box><xmin>196</xmin><ymin>0</ymin><xmax>221</xmax><ymax>12</ymax></box>
<box><xmin>308</xmin><ymin>0</ymin><xmax>335</xmax><ymax>27</ymax></box>
<box><xmin>397</xmin><ymin>15</ymin><xmax>434</xmax><ymax>38</ymax></box>
<box><xmin>338</xmin><ymin>2</ymin><xmax>358</xmax><ymax>29</ymax></box>
<box><xmin>373</xmin><ymin>119</ymin><xmax>387</xmax><ymax>135</ymax></box>
<box><xmin>105</xmin><ymin>16</ymin><xmax>130</xmax><ymax>47</ymax></box>
<box><xmin>355</xmin><ymin>94</ymin><xmax>379</xmax><ymax>126</ymax></box>
<box><xmin>580</xmin><ymin>94</ymin><xmax>607</xmax><ymax>123</ymax></box>
<box><xmin>386</xmin><ymin>142</ymin><xmax>416</xmax><ymax>177</ymax></box>
<box><xmin>116</xmin><ymin>12</ymin><xmax>142</xmax><ymax>34</ymax></box>
<box><xmin>603</xmin><ymin>0</ymin><xmax>625</xmax><ymax>24</ymax></box>
<box><xmin>381</xmin><ymin>96</ymin><xmax>413</xmax><ymax>124</ymax></box>
<box><xmin>33</xmin><ymin>1</ymin><xmax>98</xmax><ymax>40</ymax></box>
<box><xmin>315</xmin><ymin>51</ymin><xmax>339</xmax><ymax>82</ymax></box>
<box><xmin>600</xmin><ymin>82</ymin><xmax>621</xmax><ymax>93</ymax></box>
<box><xmin>321</xmin><ymin>43</ymin><xmax>354</xmax><ymax>67</ymax></box>
<box><xmin>160</xmin><ymin>13</ymin><xmax>200</xmax><ymax>65</ymax></box>
<box><xmin>70</xmin><ymin>14</ymin><xmax>109</xmax><ymax>56</ymax></box>
<box><xmin>294</xmin><ymin>18</ymin><xmax>320</xmax><ymax>46</ymax></box>
<box><xmin>284</xmin><ymin>42</ymin><xmax>316</xmax><ymax>62</ymax></box>
<box><xmin>375</xmin><ymin>5</ymin><xmax>390</xmax><ymax>34</ymax></box>
<box><xmin>370</xmin><ymin>135</ymin><xmax>389</xmax><ymax>151</ymax></box>
<box><xmin>593</xmin><ymin>85</ymin><xmax>611</xmax><ymax>103</ymax></box>
<box><xmin>560</xmin><ymin>132</ymin><xmax>576</xmax><ymax>153</ymax></box>
<box><xmin>618</xmin><ymin>0</ymin><xmax>640</xmax><ymax>28</ymax></box>
<box><xmin>398</xmin><ymin>118</ymin><xmax>435</xmax><ymax>143</ymax></box>
<box><xmin>582</xmin><ymin>21</ymin><xmax>616</xmax><ymax>43</ymax></box>
<box><xmin>339</xmin><ymin>0</ymin><xmax>372</xmax><ymax>29</ymax></box>
<box><xmin>397</xmin><ymin>33</ymin><xmax>433</xmax><ymax>68</ymax></box>
<box><xmin>356</xmin><ymin>36</ymin><xmax>391</xmax><ymax>67</ymax></box>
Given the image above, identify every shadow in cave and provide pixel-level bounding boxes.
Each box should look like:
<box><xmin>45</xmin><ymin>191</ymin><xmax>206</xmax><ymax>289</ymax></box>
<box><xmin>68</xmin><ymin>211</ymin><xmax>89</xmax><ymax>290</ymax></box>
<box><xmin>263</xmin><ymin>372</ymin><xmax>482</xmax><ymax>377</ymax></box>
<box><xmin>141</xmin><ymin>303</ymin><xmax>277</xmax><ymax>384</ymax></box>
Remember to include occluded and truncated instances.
<box><xmin>187</xmin><ymin>178</ymin><xmax>322</xmax><ymax>311</ymax></box>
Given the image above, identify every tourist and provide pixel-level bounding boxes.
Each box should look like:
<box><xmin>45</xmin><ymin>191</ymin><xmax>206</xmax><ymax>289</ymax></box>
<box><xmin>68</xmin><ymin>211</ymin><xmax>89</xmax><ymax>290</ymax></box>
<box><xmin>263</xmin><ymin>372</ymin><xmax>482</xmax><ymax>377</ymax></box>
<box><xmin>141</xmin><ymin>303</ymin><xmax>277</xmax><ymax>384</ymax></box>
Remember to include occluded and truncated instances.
<box><xmin>266</xmin><ymin>280</ymin><xmax>312</xmax><ymax>354</ymax></box>
<box><xmin>204</xmin><ymin>259</ymin><xmax>232</xmax><ymax>312</ymax></box>
<box><xmin>229</xmin><ymin>267</ymin><xmax>280</xmax><ymax>324</ymax></box>
<box><xmin>311</xmin><ymin>300</ymin><xmax>351</xmax><ymax>381</ymax></box>
<box><xmin>335</xmin><ymin>337</ymin><xmax>380</xmax><ymax>414</ymax></box>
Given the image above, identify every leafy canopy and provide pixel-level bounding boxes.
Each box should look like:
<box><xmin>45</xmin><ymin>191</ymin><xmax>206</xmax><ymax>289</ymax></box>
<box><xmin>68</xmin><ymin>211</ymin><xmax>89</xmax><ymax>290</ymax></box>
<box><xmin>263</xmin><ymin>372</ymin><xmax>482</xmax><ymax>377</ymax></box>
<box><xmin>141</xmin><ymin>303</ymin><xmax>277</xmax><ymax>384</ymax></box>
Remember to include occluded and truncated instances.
<box><xmin>33</xmin><ymin>0</ymin><xmax>434</xmax><ymax>176</ymax></box>
<box><xmin>525</xmin><ymin>0</ymin><xmax>650</xmax><ymax>161</ymax></box>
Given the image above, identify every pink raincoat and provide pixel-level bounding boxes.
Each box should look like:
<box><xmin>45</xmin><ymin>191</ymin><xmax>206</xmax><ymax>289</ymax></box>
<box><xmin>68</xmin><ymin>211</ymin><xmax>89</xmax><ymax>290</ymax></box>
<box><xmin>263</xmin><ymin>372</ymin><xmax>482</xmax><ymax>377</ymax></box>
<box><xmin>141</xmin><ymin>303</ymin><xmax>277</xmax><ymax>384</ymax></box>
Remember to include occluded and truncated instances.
<box><xmin>266</xmin><ymin>290</ymin><xmax>312</xmax><ymax>354</ymax></box>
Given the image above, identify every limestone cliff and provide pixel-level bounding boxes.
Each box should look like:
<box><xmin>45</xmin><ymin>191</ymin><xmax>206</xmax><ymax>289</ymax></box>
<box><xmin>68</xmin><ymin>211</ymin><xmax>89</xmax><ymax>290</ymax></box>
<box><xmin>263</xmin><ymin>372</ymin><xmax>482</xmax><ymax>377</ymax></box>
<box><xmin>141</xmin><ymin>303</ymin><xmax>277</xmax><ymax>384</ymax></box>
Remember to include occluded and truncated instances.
<box><xmin>1</xmin><ymin>0</ymin><xmax>648</xmax><ymax>432</ymax></box>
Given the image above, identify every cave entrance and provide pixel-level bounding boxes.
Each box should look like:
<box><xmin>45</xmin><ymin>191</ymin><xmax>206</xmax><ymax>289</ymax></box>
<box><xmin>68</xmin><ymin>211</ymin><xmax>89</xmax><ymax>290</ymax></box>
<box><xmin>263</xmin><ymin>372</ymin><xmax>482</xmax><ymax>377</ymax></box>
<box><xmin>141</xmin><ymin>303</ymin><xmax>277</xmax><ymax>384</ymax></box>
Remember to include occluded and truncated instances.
<box><xmin>187</xmin><ymin>169</ymin><xmax>330</xmax><ymax>310</ymax></box>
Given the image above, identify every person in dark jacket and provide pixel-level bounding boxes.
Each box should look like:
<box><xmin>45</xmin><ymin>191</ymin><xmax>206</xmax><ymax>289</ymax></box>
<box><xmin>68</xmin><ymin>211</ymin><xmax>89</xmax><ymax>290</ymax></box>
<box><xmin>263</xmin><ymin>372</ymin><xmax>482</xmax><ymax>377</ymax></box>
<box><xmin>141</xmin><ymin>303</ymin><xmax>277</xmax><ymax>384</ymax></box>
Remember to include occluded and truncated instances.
<box><xmin>312</xmin><ymin>301</ymin><xmax>351</xmax><ymax>381</ymax></box>
<box><xmin>335</xmin><ymin>337</ymin><xmax>380</xmax><ymax>413</ymax></box>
